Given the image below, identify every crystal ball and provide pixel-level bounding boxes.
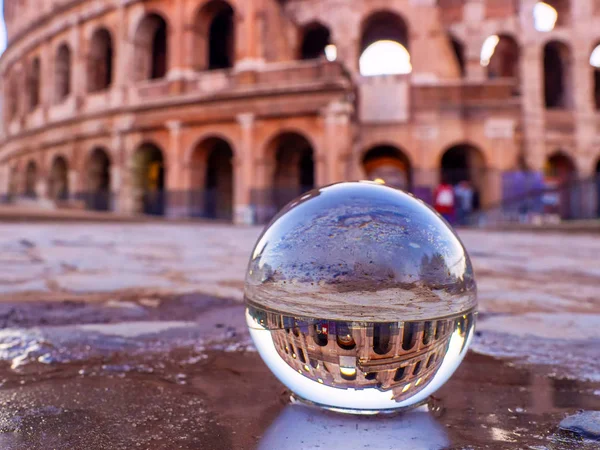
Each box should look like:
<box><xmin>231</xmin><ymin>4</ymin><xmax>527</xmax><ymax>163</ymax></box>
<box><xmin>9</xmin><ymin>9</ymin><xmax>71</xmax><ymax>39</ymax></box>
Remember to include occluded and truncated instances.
<box><xmin>245</xmin><ymin>181</ymin><xmax>477</xmax><ymax>413</ymax></box>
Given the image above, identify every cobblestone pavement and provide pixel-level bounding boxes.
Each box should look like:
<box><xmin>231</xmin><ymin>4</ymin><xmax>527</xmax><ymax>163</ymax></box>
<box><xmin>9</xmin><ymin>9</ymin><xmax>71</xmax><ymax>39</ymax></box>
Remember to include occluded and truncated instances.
<box><xmin>0</xmin><ymin>223</ymin><xmax>597</xmax><ymax>313</ymax></box>
<box><xmin>0</xmin><ymin>223</ymin><xmax>598</xmax><ymax>449</ymax></box>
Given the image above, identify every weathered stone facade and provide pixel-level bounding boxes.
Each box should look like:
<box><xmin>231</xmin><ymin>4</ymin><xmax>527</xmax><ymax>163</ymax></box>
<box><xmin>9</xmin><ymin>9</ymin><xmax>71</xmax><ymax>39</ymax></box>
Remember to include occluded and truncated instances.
<box><xmin>1</xmin><ymin>0</ymin><xmax>600</xmax><ymax>223</ymax></box>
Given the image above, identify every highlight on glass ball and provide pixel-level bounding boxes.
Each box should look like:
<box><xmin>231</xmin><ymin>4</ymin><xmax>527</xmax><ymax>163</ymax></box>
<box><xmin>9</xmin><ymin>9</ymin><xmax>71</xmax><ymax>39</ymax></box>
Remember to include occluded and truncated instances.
<box><xmin>245</xmin><ymin>181</ymin><xmax>477</xmax><ymax>413</ymax></box>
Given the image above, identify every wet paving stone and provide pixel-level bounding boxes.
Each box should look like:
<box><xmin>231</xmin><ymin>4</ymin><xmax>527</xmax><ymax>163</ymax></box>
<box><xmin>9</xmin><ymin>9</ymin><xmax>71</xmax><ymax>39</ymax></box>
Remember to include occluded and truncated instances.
<box><xmin>0</xmin><ymin>294</ymin><xmax>595</xmax><ymax>449</ymax></box>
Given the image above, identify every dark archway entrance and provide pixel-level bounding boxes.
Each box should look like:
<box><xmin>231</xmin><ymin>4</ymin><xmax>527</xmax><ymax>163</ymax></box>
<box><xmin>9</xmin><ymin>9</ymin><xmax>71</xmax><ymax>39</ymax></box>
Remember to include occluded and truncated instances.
<box><xmin>487</xmin><ymin>34</ymin><xmax>520</xmax><ymax>89</ymax></box>
<box><xmin>450</xmin><ymin>35</ymin><xmax>465</xmax><ymax>77</ymax></box>
<box><xmin>545</xmin><ymin>152</ymin><xmax>577</xmax><ymax>219</ymax></box>
<box><xmin>55</xmin><ymin>44</ymin><xmax>72</xmax><ymax>103</ymax></box>
<box><xmin>27</xmin><ymin>58</ymin><xmax>40</xmax><ymax>111</ymax></box>
<box><xmin>194</xmin><ymin>1</ymin><xmax>235</xmax><ymax>71</ymax></box>
<box><xmin>24</xmin><ymin>161</ymin><xmax>37</xmax><ymax>198</ymax></box>
<box><xmin>441</xmin><ymin>144</ymin><xmax>486</xmax><ymax>211</ymax></box>
<box><xmin>271</xmin><ymin>132</ymin><xmax>315</xmax><ymax>211</ymax></box>
<box><xmin>86</xmin><ymin>148</ymin><xmax>111</xmax><ymax>211</ymax></box>
<box><xmin>49</xmin><ymin>156</ymin><xmax>69</xmax><ymax>201</ymax></box>
<box><xmin>132</xmin><ymin>143</ymin><xmax>165</xmax><ymax>215</ymax></box>
<box><xmin>300</xmin><ymin>22</ymin><xmax>331</xmax><ymax>60</ymax></box>
<box><xmin>544</xmin><ymin>40</ymin><xmax>573</xmax><ymax>109</ymax></box>
<box><xmin>133</xmin><ymin>14</ymin><xmax>168</xmax><ymax>81</ymax></box>
<box><xmin>596</xmin><ymin>158</ymin><xmax>600</xmax><ymax>217</ymax></box>
<box><xmin>190</xmin><ymin>138</ymin><xmax>234</xmax><ymax>220</ymax></box>
<box><xmin>362</xmin><ymin>145</ymin><xmax>412</xmax><ymax>191</ymax></box>
<box><xmin>88</xmin><ymin>28</ymin><xmax>113</xmax><ymax>92</ymax></box>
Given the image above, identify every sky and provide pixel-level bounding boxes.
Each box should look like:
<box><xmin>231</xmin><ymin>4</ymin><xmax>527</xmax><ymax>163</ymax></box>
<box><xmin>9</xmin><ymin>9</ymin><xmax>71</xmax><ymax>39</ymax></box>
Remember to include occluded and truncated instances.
<box><xmin>0</xmin><ymin>0</ymin><xmax>5</xmax><ymax>54</ymax></box>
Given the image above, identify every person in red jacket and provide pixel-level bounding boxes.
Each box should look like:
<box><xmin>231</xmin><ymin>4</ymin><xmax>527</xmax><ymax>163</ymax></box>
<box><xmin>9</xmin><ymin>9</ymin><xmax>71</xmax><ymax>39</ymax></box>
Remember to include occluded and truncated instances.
<box><xmin>434</xmin><ymin>181</ymin><xmax>456</xmax><ymax>224</ymax></box>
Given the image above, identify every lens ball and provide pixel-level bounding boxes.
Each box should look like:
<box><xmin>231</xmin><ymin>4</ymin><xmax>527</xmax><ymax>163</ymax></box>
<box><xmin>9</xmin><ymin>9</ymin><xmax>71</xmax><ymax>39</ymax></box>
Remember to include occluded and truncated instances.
<box><xmin>245</xmin><ymin>181</ymin><xmax>477</xmax><ymax>413</ymax></box>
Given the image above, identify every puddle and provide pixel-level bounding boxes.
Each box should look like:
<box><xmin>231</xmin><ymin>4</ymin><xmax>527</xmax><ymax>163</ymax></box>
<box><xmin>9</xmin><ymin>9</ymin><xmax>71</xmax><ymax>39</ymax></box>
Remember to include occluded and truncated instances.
<box><xmin>0</xmin><ymin>295</ymin><xmax>595</xmax><ymax>449</ymax></box>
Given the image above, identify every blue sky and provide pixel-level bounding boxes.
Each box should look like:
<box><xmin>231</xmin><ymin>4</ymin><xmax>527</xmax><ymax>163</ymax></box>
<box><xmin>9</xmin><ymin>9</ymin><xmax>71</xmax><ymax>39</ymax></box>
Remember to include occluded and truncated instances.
<box><xmin>0</xmin><ymin>0</ymin><xmax>6</xmax><ymax>53</ymax></box>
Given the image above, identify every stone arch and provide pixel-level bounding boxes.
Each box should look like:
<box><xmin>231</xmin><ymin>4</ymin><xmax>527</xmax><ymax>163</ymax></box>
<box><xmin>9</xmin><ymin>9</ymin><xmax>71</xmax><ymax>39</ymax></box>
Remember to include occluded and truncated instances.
<box><xmin>131</xmin><ymin>142</ymin><xmax>166</xmax><ymax>215</ymax></box>
<box><xmin>87</xmin><ymin>27</ymin><xmax>113</xmax><ymax>92</ymax></box>
<box><xmin>487</xmin><ymin>34</ymin><xmax>520</xmax><ymax>81</ymax></box>
<box><xmin>545</xmin><ymin>151</ymin><xmax>577</xmax><ymax>219</ymax></box>
<box><xmin>85</xmin><ymin>147</ymin><xmax>112</xmax><ymax>211</ymax></box>
<box><xmin>540</xmin><ymin>0</ymin><xmax>569</xmax><ymax>27</ymax></box>
<box><xmin>133</xmin><ymin>13</ymin><xmax>168</xmax><ymax>81</ymax></box>
<box><xmin>449</xmin><ymin>34</ymin><xmax>466</xmax><ymax>77</ymax></box>
<box><xmin>24</xmin><ymin>160</ymin><xmax>37</xmax><ymax>198</ymax></box>
<box><xmin>595</xmin><ymin>156</ymin><xmax>600</xmax><ymax>217</ymax></box>
<box><xmin>299</xmin><ymin>22</ymin><xmax>331</xmax><ymax>60</ymax></box>
<box><xmin>6</xmin><ymin>72</ymin><xmax>19</xmax><ymax>121</ymax></box>
<box><xmin>545</xmin><ymin>151</ymin><xmax>576</xmax><ymax>182</ymax></box>
<box><xmin>543</xmin><ymin>40</ymin><xmax>573</xmax><ymax>109</ymax></box>
<box><xmin>440</xmin><ymin>143</ymin><xmax>487</xmax><ymax>210</ymax></box>
<box><xmin>265</xmin><ymin>131</ymin><xmax>315</xmax><ymax>211</ymax></box>
<box><xmin>7</xmin><ymin>163</ymin><xmax>20</xmax><ymax>200</ymax></box>
<box><xmin>55</xmin><ymin>43</ymin><xmax>71</xmax><ymax>103</ymax></box>
<box><xmin>49</xmin><ymin>155</ymin><xmax>69</xmax><ymax>201</ymax></box>
<box><xmin>189</xmin><ymin>136</ymin><xmax>235</xmax><ymax>220</ymax></box>
<box><xmin>590</xmin><ymin>41</ymin><xmax>600</xmax><ymax>110</ymax></box>
<box><xmin>359</xmin><ymin>10</ymin><xmax>410</xmax><ymax>75</ymax></box>
<box><xmin>362</xmin><ymin>145</ymin><xmax>412</xmax><ymax>191</ymax></box>
<box><xmin>27</xmin><ymin>57</ymin><xmax>41</xmax><ymax>111</ymax></box>
<box><xmin>193</xmin><ymin>0</ymin><xmax>235</xmax><ymax>71</ymax></box>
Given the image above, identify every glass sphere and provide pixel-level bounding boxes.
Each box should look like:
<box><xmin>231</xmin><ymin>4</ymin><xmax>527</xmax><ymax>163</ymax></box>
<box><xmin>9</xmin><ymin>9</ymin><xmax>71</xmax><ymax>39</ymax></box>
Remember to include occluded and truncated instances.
<box><xmin>245</xmin><ymin>181</ymin><xmax>477</xmax><ymax>413</ymax></box>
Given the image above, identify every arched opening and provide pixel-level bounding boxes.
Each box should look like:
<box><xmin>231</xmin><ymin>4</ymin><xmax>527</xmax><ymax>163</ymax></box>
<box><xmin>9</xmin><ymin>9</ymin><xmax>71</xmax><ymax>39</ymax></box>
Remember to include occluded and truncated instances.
<box><xmin>49</xmin><ymin>156</ymin><xmax>69</xmax><ymax>201</ymax></box>
<box><xmin>132</xmin><ymin>143</ymin><xmax>165</xmax><ymax>215</ymax></box>
<box><xmin>590</xmin><ymin>44</ymin><xmax>600</xmax><ymax>110</ymax></box>
<box><xmin>336</xmin><ymin>323</ymin><xmax>356</xmax><ymax>350</ymax></box>
<box><xmin>440</xmin><ymin>144</ymin><xmax>487</xmax><ymax>213</ymax></box>
<box><xmin>55</xmin><ymin>43</ymin><xmax>71</xmax><ymax>103</ymax></box>
<box><xmin>299</xmin><ymin>22</ymin><xmax>331</xmax><ymax>60</ymax></box>
<box><xmin>450</xmin><ymin>35</ymin><xmax>466</xmax><ymax>77</ymax></box>
<box><xmin>596</xmin><ymin>158</ymin><xmax>600</xmax><ymax>217</ymax></box>
<box><xmin>362</xmin><ymin>145</ymin><xmax>412</xmax><ymax>191</ymax></box>
<box><xmin>485</xmin><ymin>35</ymin><xmax>520</xmax><ymax>81</ymax></box>
<box><xmin>544</xmin><ymin>40</ymin><xmax>573</xmax><ymax>109</ymax></box>
<box><xmin>534</xmin><ymin>1</ymin><xmax>567</xmax><ymax>31</ymax></box>
<box><xmin>86</xmin><ymin>148</ymin><xmax>111</xmax><ymax>211</ymax></box>
<box><xmin>544</xmin><ymin>152</ymin><xmax>577</xmax><ymax>219</ymax></box>
<box><xmin>27</xmin><ymin>58</ymin><xmax>41</xmax><ymax>111</ymax></box>
<box><xmin>190</xmin><ymin>137</ymin><xmax>234</xmax><ymax>220</ymax></box>
<box><xmin>546</xmin><ymin>152</ymin><xmax>576</xmax><ymax>183</ymax></box>
<box><xmin>194</xmin><ymin>1</ymin><xmax>235</xmax><ymax>71</ymax></box>
<box><xmin>133</xmin><ymin>14</ymin><xmax>168</xmax><ymax>81</ymax></box>
<box><xmin>88</xmin><ymin>28</ymin><xmax>113</xmax><ymax>92</ymax></box>
<box><xmin>359</xmin><ymin>11</ymin><xmax>411</xmax><ymax>76</ymax></box>
<box><xmin>270</xmin><ymin>132</ymin><xmax>315</xmax><ymax>211</ymax></box>
<box><xmin>6</xmin><ymin>75</ymin><xmax>18</xmax><ymax>121</ymax></box>
<box><xmin>24</xmin><ymin>161</ymin><xmax>37</xmax><ymax>198</ymax></box>
<box><xmin>373</xmin><ymin>323</ymin><xmax>393</xmax><ymax>355</ymax></box>
<box><xmin>7</xmin><ymin>166</ymin><xmax>19</xmax><ymax>201</ymax></box>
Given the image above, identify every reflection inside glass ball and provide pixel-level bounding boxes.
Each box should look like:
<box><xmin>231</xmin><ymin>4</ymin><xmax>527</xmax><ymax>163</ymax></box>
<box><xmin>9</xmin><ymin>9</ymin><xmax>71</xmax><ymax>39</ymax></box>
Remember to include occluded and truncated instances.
<box><xmin>245</xmin><ymin>181</ymin><xmax>477</xmax><ymax>413</ymax></box>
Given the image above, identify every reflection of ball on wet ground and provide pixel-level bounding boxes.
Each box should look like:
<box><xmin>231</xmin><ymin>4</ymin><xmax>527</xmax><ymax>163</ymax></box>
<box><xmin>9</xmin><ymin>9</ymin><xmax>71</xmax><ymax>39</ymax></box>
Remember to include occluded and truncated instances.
<box><xmin>245</xmin><ymin>181</ymin><xmax>478</xmax><ymax>413</ymax></box>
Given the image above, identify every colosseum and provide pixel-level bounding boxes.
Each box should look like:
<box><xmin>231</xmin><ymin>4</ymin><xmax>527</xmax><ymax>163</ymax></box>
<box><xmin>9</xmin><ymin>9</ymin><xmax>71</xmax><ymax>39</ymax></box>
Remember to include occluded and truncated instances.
<box><xmin>1</xmin><ymin>0</ymin><xmax>600</xmax><ymax>223</ymax></box>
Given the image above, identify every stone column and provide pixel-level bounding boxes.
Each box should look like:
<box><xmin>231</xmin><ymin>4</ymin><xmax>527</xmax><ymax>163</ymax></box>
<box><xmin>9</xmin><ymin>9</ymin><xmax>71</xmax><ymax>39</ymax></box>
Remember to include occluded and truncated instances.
<box><xmin>112</xmin><ymin>115</ymin><xmax>134</xmax><ymax>215</ymax></box>
<box><xmin>235</xmin><ymin>113</ymin><xmax>256</xmax><ymax>225</ymax></box>
<box><xmin>168</xmin><ymin>0</ymin><xmax>187</xmax><ymax>82</ymax></box>
<box><xmin>234</xmin><ymin>0</ymin><xmax>265</xmax><ymax>72</ymax></box>
<box><xmin>72</xmin><ymin>20</ymin><xmax>86</xmax><ymax>111</ymax></box>
<box><xmin>165</xmin><ymin>120</ymin><xmax>185</xmax><ymax>218</ymax></box>
<box><xmin>113</xmin><ymin>3</ymin><xmax>130</xmax><ymax>105</ymax></box>
<box><xmin>320</xmin><ymin>100</ymin><xmax>354</xmax><ymax>184</ymax></box>
<box><xmin>463</xmin><ymin>0</ymin><xmax>486</xmax><ymax>81</ymax></box>
<box><xmin>519</xmin><ymin>40</ymin><xmax>547</xmax><ymax>174</ymax></box>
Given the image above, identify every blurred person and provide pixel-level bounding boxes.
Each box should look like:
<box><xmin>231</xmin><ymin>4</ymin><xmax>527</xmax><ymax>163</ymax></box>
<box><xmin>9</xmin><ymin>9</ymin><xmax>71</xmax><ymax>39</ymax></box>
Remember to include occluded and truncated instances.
<box><xmin>454</xmin><ymin>180</ymin><xmax>474</xmax><ymax>225</ymax></box>
<box><xmin>434</xmin><ymin>180</ymin><xmax>455</xmax><ymax>224</ymax></box>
